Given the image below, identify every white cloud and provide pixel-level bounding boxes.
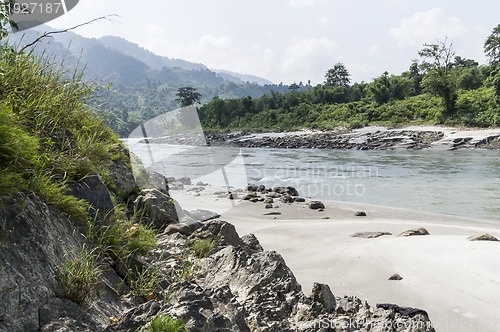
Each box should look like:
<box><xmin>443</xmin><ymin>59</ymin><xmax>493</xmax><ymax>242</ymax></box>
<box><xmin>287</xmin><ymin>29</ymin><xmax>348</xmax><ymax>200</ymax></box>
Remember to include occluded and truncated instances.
<box><xmin>279</xmin><ymin>37</ymin><xmax>338</xmax><ymax>84</ymax></box>
<box><xmin>318</xmin><ymin>16</ymin><xmax>330</xmax><ymax>26</ymax></box>
<box><xmin>287</xmin><ymin>0</ymin><xmax>316</xmax><ymax>7</ymax></box>
<box><xmin>368</xmin><ymin>45</ymin><xmax>380</xmax><ymax>56</ymax></box>
<box><xmin>389</xmin><ymin>8</ymin><xmax>467</xmax><ymax>48</ymax></box>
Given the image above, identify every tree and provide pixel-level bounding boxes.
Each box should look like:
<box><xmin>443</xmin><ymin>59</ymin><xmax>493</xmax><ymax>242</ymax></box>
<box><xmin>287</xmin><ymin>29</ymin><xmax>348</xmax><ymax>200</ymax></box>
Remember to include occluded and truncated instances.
<box><xmin>175</xmin><ymin>86</ymin><xmax>201</xmax><ymax>107</ymax></box>
<box><xmin>418</xmin><ymin>38</ymin><xmax>458</xmax><ymax>117</ymax></box>
<box><xmin>484</xmin><ymin>24</ymin><xmax>500</xmax><ymax>68</ymax></box>
<box><xmin>324</xmin><ymin>62</ymin><xmax>350</xmax><ymax>87</ymax></box>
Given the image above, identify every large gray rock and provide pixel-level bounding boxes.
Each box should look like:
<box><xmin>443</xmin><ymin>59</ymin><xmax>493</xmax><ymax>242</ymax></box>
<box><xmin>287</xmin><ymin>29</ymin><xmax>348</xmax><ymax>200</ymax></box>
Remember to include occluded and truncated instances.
<box><xmin>108</xmin><ymin>160</ymin><xmax>137</xmax><ymax>198</ymax></box>
<box><xmin>0</xmin><ymin>195</ymin><xmax>132</xmax><ymax>332</ymax></box>
<box><xmin>68</xmin><ymin>174</ymin><xmax>114</xmax><ymax>218</ymax></box>
<box><xmin>310</xmin><ymin>282</ymin><xmax>336</xmax><ymax>313</ymax></box>
<box><xmin>468</xmin><ymin>233</ymin><xmax>499</xmax><ymax>242</ymax></box>
<box><xmin>398</xmin><ymin>227</ymin><xmax>430</xmax><ymax>237</ymax></box>
<box><xmin>133</xmin><ymin>189</ymin><xmax>180</xmax><ymax>230</ymax></box>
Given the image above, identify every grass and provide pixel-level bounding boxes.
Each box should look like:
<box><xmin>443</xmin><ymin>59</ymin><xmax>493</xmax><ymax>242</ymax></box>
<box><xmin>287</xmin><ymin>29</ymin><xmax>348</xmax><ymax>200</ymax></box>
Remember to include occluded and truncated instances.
<box><xmin>145</xmin><ymin>313</ymin><xmax>187</xmax><ymax>332</ymax></box>
<box><xmin>57</xmin><ymin>245</ymin><xmax>102</xmax><ymax>304</ymax></box>
<box><xmin>0</xmin><ymin>43</ymin><xmax>127</xmax><ymax>218</ymax></box>
<box><xmin>129</xmin><ymin>265</ymin><xmax>161</xmax><ymax>299</ymax></box>
<box><xmin>191</xmin><ymin>237</ymin><xmax>215</xmax><ymax>259</ymax></box>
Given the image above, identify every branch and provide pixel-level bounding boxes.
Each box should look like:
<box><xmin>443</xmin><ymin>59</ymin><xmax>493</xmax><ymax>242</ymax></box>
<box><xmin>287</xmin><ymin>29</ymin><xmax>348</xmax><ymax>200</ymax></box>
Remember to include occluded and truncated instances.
<box><xmin>19</xmin><ymin>15</ymin><xmax>119</xmax><ymax>53</ymax></box>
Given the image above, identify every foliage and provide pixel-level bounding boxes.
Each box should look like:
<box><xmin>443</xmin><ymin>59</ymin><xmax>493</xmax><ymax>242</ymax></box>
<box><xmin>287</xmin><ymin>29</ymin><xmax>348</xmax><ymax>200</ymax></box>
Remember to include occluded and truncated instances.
<box><xmin>145</xmin><ymin>314</ymin><xmax>187</xmax><ymax>332</ymax></box>
<box><xmin>175</xmin><ymin>86</ymin><xmax>201</xmax><ymax>107</ymax></box>
<box><xmin>418</xmin><ymin>38</ymin><xmax>459</xmax><ymax>117</ymax></box>
<box><xmin>484</xmin><ymin>24</ymin><xmax>500</xmax><ymax>68</ymax></box>
<box><xmin>0</xmin><ymin>0</ymin><xmax>17</xmax><ymax>40</ymax></box>
<box><xmin>324</xmin><ymin>62</ymin><xmax>351</xmax><ymax>87</ymax></box>
<box><xmin>57</xmin><ymin>245</ymin><xmax>102</xmax><ymax>304</ymax></box>
<box><xmin>0</xmin><ymin>43</ymin><xmax>126</xmax><ymax>217</ymax></box>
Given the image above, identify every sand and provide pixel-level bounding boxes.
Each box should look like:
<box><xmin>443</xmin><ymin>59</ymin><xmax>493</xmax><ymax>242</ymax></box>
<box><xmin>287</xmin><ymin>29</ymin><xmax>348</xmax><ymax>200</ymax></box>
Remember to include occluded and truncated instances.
<box><xmin>171</xmin><ymin>186</ymin><xmax>500</xmax><ymax>332</ymax></box>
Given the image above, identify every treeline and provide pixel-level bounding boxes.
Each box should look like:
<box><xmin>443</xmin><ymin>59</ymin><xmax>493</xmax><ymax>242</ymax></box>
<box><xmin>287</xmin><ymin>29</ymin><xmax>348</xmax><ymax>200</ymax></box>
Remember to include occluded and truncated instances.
<box><xmin>199</xmin><ymin>32</ymin><xmax>500</xmax><ymax>131</ymax></box>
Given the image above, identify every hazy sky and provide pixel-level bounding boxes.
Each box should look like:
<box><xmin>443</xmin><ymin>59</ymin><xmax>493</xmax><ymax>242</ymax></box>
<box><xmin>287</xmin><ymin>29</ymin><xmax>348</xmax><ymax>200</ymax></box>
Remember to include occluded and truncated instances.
<box><xmin>46</xmin><ymin>0</ymin><xmax>500</xmax><ymax>85</ymax></box>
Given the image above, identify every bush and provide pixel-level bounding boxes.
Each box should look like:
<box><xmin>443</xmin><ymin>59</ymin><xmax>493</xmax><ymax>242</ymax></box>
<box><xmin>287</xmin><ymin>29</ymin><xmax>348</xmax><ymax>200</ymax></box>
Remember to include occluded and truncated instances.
<box><xmin>146</xmin><ymin>313</ymin><xmax>186</xmax><ymax>332</ymax></box>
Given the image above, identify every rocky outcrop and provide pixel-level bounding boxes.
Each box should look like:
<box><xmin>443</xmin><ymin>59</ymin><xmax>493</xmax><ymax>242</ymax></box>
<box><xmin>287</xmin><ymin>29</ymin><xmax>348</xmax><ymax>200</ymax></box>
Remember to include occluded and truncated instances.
<box><xmin>108</xmin><ymin>219</ymin><xmax>435</xmax><ymax>332</ymax></box>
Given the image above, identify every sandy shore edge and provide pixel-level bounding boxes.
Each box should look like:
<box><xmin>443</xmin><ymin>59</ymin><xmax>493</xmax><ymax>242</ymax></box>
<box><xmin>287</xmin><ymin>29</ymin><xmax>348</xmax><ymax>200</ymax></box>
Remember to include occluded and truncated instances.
<box><xmin>171</xmin><ymin>185</ymin><xmax>500</xmax><ymax>332</ymax></box>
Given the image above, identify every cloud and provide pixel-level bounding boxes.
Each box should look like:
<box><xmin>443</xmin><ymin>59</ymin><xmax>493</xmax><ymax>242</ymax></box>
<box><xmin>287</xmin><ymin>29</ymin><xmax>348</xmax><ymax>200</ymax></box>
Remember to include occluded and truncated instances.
<box><xmin>287</xmin><ymin>0</ymin><xmax>316</xmax><ymax>7</ymax></box>
<box><xmin>318</xmin><ymin>16</ymin><xmax>330</xmax><ymax>26</ymax></box>
<box><xmin>389</xmin><ymin>8</ymin><xmax>467</xmax><ymax>48</ymax></box>
<box><xmin>279</xmin><ymin>36</ymin><xmax>339</xmax><ymax>84</ymax></box>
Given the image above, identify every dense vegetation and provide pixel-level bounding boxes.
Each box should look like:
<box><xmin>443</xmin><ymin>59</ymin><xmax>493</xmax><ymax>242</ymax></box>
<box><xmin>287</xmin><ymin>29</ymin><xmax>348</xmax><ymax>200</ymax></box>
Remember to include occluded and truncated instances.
<box><xmin>198</xmin><ymin>35</ymin><xmax>500</xmax><ymax>131</ymax></box>
<box><xmin>0</xmin><ymin>43</ymin><xmax>127</xmax><ymax>216</ymax></box>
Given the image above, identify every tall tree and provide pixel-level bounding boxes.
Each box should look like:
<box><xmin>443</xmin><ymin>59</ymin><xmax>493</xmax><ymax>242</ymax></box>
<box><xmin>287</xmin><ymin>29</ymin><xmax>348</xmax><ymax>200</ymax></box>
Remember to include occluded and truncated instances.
<box><xmin>418</xmin><ymin>38</ymin><xmax>458</xmax><ymax>116</ymax></box>
<box><xmin>484</xmin><ymin>24</ymin><xmax>500</xmax><ymax>68</ymax></box>
<box><xmin>175</xmin><ymin>86</ymin><xmax>201</xmax><ymax>107</ymax></box>
<box><xmin>324</xmin><ymin>62</ymin><xmax>351</xmax><ymax>87</ymax></box>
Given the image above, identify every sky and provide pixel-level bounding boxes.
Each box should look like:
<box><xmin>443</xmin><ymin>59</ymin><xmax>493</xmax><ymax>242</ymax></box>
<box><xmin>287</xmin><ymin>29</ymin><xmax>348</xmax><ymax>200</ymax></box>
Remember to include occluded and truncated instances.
<box><xmin>43</xmin><ymin>0</ymin><xmax>500</xmax><ymax>85</ymax></box>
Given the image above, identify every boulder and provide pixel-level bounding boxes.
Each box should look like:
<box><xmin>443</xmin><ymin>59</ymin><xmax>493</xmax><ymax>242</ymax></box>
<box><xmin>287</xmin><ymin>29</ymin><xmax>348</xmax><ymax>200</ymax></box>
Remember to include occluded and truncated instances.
<box><xmin>310</xmin><ymin>282</ymin><xmax>336</xmax><ymax>313</ymax></box>
<box><xmin>108</xmin><ymin>160</ymin><xmax>137</xmax><ymax>197</ymax></box>
<box><xmin>273</xmin><ymin>186</ymin><xmax>300</xmax><ymax>197</ymax></box>
<box><xmin>398</xmin><ymin>227</ymin><xmax>430</xmax><ymax>237</ymax></box>
<box><xmin>389</xmin><ymin>273</ymin><xmax>403</xmax><ymax>281</ymax></box>
<box><xmin>308</xmin><ymin>201</ymin><xmax>325</xmax><ymax>210</ymax></box>
<box><xmin>467</xmin><ymin>233</ymin><xmax>499</xmax><ymax>242</ymax></box>
<box><xmin>133</xmin><ymin>189</ymin><xmax>180</xmax><ymax>230</ymax></box>
<box><xmin>68</xmin><ymin>174</ymin><xmax>114</xmax><ymax>218</ymax></box>
<box><xmin>189</xmin><ymin>209</ymin><xmax>221</xmax><ymax>222</ymax></box>
<box><xmin>164</xmin><ymin>222</ymin><xmax>203</xmax><ymax>236</ymax></box>
<box><xmin>355</xmin><ymin>211</ymin><xmax>367</xmax><ymax>216</ymax></box>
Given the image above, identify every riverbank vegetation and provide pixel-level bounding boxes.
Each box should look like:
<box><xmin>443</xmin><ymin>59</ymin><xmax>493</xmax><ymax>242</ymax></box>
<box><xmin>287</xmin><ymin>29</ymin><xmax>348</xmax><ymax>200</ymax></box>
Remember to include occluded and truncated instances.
<box><xmin>198</xmin><ymin>30</ymin><xmax>500</xmax><ymax>132</ymax></box>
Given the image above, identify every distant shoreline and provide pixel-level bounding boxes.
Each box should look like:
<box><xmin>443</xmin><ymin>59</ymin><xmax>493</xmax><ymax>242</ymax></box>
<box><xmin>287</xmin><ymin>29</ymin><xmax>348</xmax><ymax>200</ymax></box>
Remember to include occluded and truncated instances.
<box><xmin>142</xmin><ymin>125</ymin><xmax>500</xmax><ymax>150</ymax></box>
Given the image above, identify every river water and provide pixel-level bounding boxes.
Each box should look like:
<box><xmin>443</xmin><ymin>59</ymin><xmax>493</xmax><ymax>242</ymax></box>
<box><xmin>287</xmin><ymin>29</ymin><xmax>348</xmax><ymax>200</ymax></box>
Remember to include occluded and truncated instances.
<box><xmin>126</xmin><ymin>139</ymin><xmax>500</xmax><ymax>222</ymax></box>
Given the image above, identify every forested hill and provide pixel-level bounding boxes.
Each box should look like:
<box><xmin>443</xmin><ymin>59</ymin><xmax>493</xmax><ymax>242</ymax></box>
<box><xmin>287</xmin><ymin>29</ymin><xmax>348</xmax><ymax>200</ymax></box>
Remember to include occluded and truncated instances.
<box><xmin>8</xmin><ymin>26</ymin><xmax>306</xmax><ymax>136</ymax></box>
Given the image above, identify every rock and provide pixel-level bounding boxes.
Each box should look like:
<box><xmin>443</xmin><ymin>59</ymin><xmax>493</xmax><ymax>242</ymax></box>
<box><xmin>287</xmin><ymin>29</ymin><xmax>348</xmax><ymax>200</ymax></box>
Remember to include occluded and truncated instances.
<box><xmin>398</xmin><ymin>227</ymin><xmax>430</xmax><ymax>237</ymax></box>
<box><xmin>189</xmin><ymin>209</ymin><xmax>221</xmax><ymax>222</ymax></box>
<box><xmin>39</xmin><ymin>297</ymin><xmax>100</xmax><ymax>331</ymax></box>
<box><xmin>196</xmin><ymin>181</ymin><xmax>209</xmax><ymax>186</ymax></box>
<box><xmin>133</xmin><ymin>188</ymin><xmax>180</xmax><ymax>230</ymax></box>
<box><xmin>263</xmin><ymin>197</ymin><xmax>274</xmax><ymax>204</ymax></box>
<box><xmin>265</xmin><ymin>203</ymin><xmax>273</xmax><ymax>209</ymax></box>
<box><xmin>389</xmin><ymin>273</ymin><xmax>403</xmax><ymax>280</ymax></box>
<box><xmin>68</xmin><ymin>174</ymin><xmax>114</xmax><ymax>218</ymax></box>
<box><xmin>145</xmin><ymin>171</ymin><xmax>170</xmax><ymax>194</ymax></box>
<box><xmin>355</xmin><ymin>211</ymin><xmax>367</xmax><ymax>216</ymax></box>
<box><xmin>241</xmin><ymin>233</ymin><xmax>263</xmax><ymax>252</ymax></box>
<box><xmin>246</xmin><ymin>184</ymin><xmax>259</xmax><ymax>192</ymax></box>
<box><xmin>189</xmin><ymin>220</ymin><xmax>245</xmax><ymax>249</ymax></box>
<box><xmin>263</xmin><ymin>211</ymin><xmax>282</xmax><ymax>216</ymax></box>
<box><xmin>279</xmin><ymin>195</ymin><xmax>295</xmax><ymax>203</ymax></box>
<box><xmin>227</xmin><ymin>192</ymin><xmax>238</xmax><ymax>200</ymax></box>
<box><xmin>294</xmin><ymin>197</ymin><xmax>306</xmax><ymax>203</ymax></box>
<box><xmin>164</xmin><ymin>222</ymin><xmax>203</xmax><ymax>236</ymax></box>
<box><xmin>310</xmin><ymin>282</ymin><xmax>336</xmax><ymax>313</ymax></box>
<box><xmin>177</xmin><ymin>177</ymin><xmax>192</xmax><ymax>185</ymax></box>
<box><xmin>266</xmin><ymin>192</ymin><xmax>282</xmax><ymax>198</ymax></box>
<box><xmin>467</xmin><ymin>233</ymin><xmax>500</xmax><ymax>242</ymax></box>
<box><xmin>308</xmin><ymin>201</ymin><xmax>325</xmax><ymax>210</ymax></box>
<box><xmin>322</xmin><ymin>216</ymin><xmax>330</xmax><ymax>220</ymax></box>
<box><xmin>256</xmin><ymin>185</ymin><xmax>266</xmax><ymax>192</ymax></box>
<box><xmin>108</xmin><ymin>159</ymin><xmax>137</xmax><ymax>197</ymax></box>
<box><xmin>351</xmin><ymin>232</ymin><xmax>392</xmax><ymax>238</ymax></box>
<box><xmin>273</xmin><ymin>186</ymin><xmax>300</xmax><ymax>197</ymax></box>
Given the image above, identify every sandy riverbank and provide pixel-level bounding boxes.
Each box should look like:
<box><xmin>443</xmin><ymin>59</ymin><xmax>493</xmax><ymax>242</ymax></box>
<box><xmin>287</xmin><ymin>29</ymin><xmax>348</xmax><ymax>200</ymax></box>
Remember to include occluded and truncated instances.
<box><xmin>171</xmin><ymin>185</ymin><xmax>500</xmax><ymax>332</ymax></box>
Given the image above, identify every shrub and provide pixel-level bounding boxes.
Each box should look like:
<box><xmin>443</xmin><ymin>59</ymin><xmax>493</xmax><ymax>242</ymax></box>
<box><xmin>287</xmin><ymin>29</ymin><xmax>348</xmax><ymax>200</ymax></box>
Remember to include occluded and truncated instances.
<box><xmin>57</xmin><ymin>245</ymin><xmax>102</xmax><ymax>304</ymax></box>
